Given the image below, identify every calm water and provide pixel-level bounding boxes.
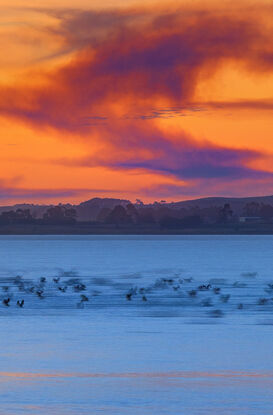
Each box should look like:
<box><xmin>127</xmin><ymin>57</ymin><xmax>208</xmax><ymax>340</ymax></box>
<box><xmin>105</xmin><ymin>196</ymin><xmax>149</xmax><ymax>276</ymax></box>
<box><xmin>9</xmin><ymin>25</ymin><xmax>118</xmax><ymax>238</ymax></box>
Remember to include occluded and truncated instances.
<box><xmin>0</xmin><ymin>235</ymin><xmax>273</xmax><ymax>414</ymax></box>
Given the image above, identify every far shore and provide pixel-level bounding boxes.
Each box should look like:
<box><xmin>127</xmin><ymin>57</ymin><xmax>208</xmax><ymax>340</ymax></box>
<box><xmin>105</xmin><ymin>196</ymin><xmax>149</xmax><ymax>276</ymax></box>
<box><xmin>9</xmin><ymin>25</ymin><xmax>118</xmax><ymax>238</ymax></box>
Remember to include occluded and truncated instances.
<box><xmin>1</xmin><ymin>222</ymin><xmax>273</xmax><ymax>235</ymax></box>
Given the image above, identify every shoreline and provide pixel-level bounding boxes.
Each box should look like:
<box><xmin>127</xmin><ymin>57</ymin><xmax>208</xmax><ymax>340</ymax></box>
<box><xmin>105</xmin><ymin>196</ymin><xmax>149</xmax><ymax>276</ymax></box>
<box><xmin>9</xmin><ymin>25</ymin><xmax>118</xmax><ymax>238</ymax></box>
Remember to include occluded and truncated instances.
<box><xmin>1</xmin><ymin>223</ymin><xmax>273</xmax><ymax>235</ymax></box>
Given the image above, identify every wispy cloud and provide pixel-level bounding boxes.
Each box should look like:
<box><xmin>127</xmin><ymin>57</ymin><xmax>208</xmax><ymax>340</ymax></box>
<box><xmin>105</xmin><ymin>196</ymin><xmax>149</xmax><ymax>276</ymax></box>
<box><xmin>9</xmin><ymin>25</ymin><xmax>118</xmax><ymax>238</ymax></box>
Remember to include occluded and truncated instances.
<box><xmin>0</xmin><ymin>5</ymin><xmax>272</xmax><ymax>130</ymax></box>
<box><xmin>52</xmin><ymin>122</ymin><xmax>273</xmax><ymax>190</ymax></box>
<box><xmin>0</xmin><ymin>179</ymin><xmax>123</xmax><ymax>202</ymax></box>
<box><xmin>143</xmin><ymin>178</ymin><xmax>273</xmax><ymax>200</ymax></box>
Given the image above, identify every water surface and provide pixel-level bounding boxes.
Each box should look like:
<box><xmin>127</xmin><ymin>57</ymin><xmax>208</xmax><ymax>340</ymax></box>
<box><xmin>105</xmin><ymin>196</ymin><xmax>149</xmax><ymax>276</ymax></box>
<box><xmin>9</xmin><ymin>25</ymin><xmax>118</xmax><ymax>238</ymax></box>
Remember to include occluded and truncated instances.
<box><xmin>0</xmin><ymin>235</ymin><xmax>272</xmax><ymax>414</ymax></box>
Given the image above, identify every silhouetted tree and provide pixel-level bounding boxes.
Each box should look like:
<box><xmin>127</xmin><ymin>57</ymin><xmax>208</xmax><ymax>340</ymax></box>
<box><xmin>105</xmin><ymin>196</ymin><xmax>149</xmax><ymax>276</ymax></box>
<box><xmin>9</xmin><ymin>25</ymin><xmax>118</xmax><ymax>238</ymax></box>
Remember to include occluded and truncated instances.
<box><xmin>126</xmin><ymin>204</ymin><xmax>139</xmax><ymax>223</ymax></box>
<box><xmin>0</xmin><ymin>209</ymin><xmax>34</xmax><ymax>224</ymax></box>
<box><xmin>243</xmin><ymin>202</ymin><xmax>260</xmax><ymax>217</ymax></box>
<box><xmin>105</xmin><ymin>205</ymin><xmax>132</xmax><ymax>225</ymax></box>
<box><xmin>137</xmin><ymin>207</ymin><xmax>156</xmax><ymax>225</ymax></box>
<box><xmin>259</xmin><ymin>204</ymin><xmax>273</xmax><ymax>221</ymax></box>
<box><xmin>218</xmin><ymin>203</ymin><xmax>233</xmax><ymax>223</ymax></box>
<box><xmin>43</xmin><ymin>206</ymin><xmax>76</xmax><ymax>224</ymax></box>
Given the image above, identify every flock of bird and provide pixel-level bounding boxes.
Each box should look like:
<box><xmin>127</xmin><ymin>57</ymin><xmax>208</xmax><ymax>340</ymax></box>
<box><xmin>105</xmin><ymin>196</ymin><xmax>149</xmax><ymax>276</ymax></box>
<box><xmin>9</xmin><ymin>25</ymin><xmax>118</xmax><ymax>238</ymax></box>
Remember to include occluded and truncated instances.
<box><xmin>0</xmin><ymin>275</ymin><xmax>91</xmax><ymax>310</ymax></box>
<box><xmin>0</xmin><ymin>271</ymin><xmax>273</xmax><ymax>318</ymax></box>
<box><xmin>123</xmin><ymin>273</ymin><xmax>273</xmax><ymax>318</ymax></box>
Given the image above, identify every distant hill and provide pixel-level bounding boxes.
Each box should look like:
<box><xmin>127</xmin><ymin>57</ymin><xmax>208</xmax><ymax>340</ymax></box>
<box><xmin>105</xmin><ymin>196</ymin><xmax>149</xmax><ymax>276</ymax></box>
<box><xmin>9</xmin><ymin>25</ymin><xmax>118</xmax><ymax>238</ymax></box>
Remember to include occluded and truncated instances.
<box><xmin>162</xmin><ymin>195</ymin><xmax>273</xmax><ymax>214</ymax></box>
<box><xmin>0</xmin><ymin>198</ymin><xmax>131</xmax><ymax>221</ymax></box>
<box><xmin>1</xmin><ymin>195</ymin><xmax>273</xmax><ymax>220</ymax></box>
<box><xmin>76</xmin><ymin>197</ymin><xmax>130</xmax><ymax>221</ymax></box>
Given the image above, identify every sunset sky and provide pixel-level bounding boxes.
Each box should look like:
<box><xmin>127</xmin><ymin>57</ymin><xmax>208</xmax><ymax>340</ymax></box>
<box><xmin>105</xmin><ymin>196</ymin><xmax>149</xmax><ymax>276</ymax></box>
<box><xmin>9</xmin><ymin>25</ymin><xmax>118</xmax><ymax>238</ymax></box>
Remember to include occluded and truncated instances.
<box><xmin>0</xmin><ymin>0</ymin><xmax>273</xmax><ymax>204</ymax></box>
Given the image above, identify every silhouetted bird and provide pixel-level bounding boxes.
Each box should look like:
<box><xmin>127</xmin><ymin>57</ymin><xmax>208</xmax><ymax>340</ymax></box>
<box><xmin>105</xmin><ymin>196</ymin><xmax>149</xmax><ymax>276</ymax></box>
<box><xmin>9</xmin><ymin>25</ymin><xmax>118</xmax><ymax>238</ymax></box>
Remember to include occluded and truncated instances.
<box><xmin>58</xmin><ymin>286</ymin><xmax>67</xmax><ymax>293</ymax></box>
<box><xmin>17</xmin><ymin>300</ymin><xmax>24</xmax><ymax>308</ymax></box>
<box><xmin>163</xmin><ymin>279</ymin><xmax>174</xmax><ymax>284</ymax></box>
<box><xmin>92</xmin><ymin>290</ymin><xmax>101</xmax><ymax>296</ymax></box>
<box><xmin>80</xmin><ymin>294</ymin><xmax>89</xmax><ymax>302</ymax></box>
<box><xmin>142</xmin><ymin>295</ymin><xmax>147</xmax><ymax>302</ymax></box>
<box><xmin>36</xmin><ymin>290</ymin><xmax>44</xmax><ymax>298</ymax></box>
<box><xmin>3</xmin><ymin>298</ymin><xmax>10</xmax><ymax>307</ymax></box>
<box><xmin>237</xmin><ymin>303</ymin><xmax>244</xmax><ymax>309</ymax></box>
<box><xmin>127</xmin><ymin>287</ymin><xmax>137</xmax><ymax>295</ymax></box>
<box><xmin>198</xmin><ymin>284</ymin><xmax>211</xmax><ymax>291</ymax></box>
<box><xmin>209</xmin><ymin>309</ymin><xmax>224</xmax><ymax>318</ymax></box>
<box><xmin>53</xmin><ymin>277</ymin><xmax>60</xmax><ymax>284</ymax></box>
<box><xmin>188</xmin><ymin>290</ymin><xmax>197</xmax><ymax>297</ymax></box>
<box><xmin>126</xmin><ymin>293</ymin><xmax>132</xmax><ymax>301</ymax></box>
<box><xmin>258</xmin><ymin>298</ymin><xmax>268</xmax><ymax>305</ymax></box>
<box><xmin>220</xmin><ymin>294</ymin><xmax>230</xmax><ymax>303</ymax></box>
<box><xmin>73</xmin><ymin>283</ymin><xmax>86</xmax><ymax>292</ymax></box>
<box><xmin>213</xmin><ymin>287</ymin><xmax>221</xmax><ymax>294</ymax></box>
<box><xmin>40</xmin><ymin>277</ymin><xmax>46</xmax><ymax>283</ymax></box>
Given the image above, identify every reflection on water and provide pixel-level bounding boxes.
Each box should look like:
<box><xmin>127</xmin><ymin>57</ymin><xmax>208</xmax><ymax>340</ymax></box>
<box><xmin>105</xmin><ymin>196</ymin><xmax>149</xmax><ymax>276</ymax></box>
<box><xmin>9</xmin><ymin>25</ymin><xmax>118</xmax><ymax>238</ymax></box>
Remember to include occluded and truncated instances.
<box><xmin>0</xmin><ymin>236</ymin><xmax>273</xmax><ymax>414</ymax></box>
<box><xmin>1</xmin><ymin>367</ymin><xmax>273</xmax><ymax>414</ymax></box>
<box><xmin>2</xmin><ymin>370</ymin><xmax>273</xmax><ymax>379</ymax></box>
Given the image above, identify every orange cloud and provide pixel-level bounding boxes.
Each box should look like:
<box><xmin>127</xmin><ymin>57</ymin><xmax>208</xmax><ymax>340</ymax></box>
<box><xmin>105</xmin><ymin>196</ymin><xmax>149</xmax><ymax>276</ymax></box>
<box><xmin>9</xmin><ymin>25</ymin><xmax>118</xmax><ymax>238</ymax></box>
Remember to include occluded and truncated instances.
<box><xmin>0</xmin><ymin>2</ymin><xmax>272</xmax><ymax>203</ymax></box>
<box><xmin>0</xmin><ymin>6</ymin><xmax>272</xmax><ymax>129</ymax></box>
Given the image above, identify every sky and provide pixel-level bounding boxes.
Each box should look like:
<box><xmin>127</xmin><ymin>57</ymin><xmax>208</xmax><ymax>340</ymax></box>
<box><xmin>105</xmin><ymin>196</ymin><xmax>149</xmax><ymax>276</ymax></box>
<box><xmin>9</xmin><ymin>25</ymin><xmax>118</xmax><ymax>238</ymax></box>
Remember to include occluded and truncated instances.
<box><xmin>0</xmin><ymin>0</ymin><xmax>273</xmax><ymax>204</ymax></box>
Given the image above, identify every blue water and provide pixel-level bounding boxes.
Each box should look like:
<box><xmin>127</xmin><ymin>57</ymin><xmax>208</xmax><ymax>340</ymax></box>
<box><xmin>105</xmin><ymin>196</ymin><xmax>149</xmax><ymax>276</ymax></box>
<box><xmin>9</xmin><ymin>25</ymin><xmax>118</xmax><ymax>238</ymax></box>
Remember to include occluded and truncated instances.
<box><xmin>0</xmin><ymin>235</ymin><xmax>273</xmax><ymax>414</ymax></box>
<box><xmin>0</xmin><ymin>234</ymin><xmax>271</xmax><ymax>280</ymax></box>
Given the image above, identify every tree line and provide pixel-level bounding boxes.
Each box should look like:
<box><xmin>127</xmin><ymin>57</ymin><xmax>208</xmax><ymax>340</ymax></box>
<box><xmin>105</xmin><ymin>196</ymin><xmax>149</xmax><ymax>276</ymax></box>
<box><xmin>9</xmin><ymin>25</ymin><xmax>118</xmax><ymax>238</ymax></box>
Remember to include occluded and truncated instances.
<box><xmin>1</xmin><ymin>201</ymin><xmax>273</xmax><ymax>228</ymax></box>
<box><xmin>0</xmin><ymin>206</ymin><xmax>77</xmax><ymax>225</ymax></box>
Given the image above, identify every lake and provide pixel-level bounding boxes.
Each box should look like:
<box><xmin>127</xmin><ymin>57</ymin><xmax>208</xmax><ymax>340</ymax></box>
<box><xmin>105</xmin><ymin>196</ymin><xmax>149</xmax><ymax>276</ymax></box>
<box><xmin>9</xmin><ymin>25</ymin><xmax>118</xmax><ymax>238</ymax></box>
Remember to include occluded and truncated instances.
<box><xmin>0</xmin><ymin>235</ymin><xmax>273</xmax><ymax>414</ymax></box>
